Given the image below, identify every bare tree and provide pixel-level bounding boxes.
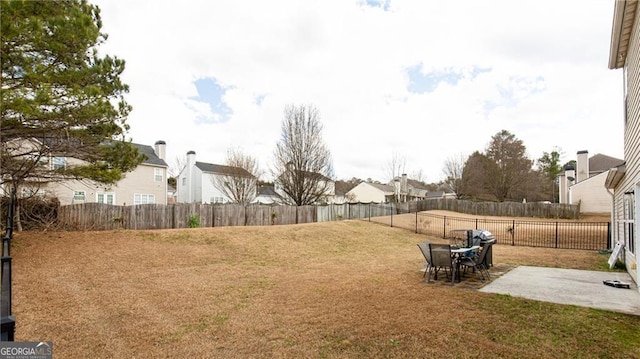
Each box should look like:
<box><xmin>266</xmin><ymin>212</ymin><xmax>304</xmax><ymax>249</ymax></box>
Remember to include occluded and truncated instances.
<box><xmin>442</xmin><ymin>153</ymin><xmax>468</xmax><ymax>198</ymax></box>
<box><xmin>272</xmin><ymin>104</ymin><xmax>334</xmax><ymax>205</ymax></box>
<box><xmin>211</xmin><ymin>148</ymin><xmax>259</xmax><ymax>205</ymax></box>
<box><xmin>384</xmin><ymin>152</ymin><xmax>406</xmax><ymax>182</ymax></box>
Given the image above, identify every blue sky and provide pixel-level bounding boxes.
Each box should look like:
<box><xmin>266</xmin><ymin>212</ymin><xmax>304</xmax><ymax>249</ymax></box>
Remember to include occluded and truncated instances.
<box><xmin>93</xmin><ymin>0</ymin><xmax>623</xmax><ymax>182</ymax></box>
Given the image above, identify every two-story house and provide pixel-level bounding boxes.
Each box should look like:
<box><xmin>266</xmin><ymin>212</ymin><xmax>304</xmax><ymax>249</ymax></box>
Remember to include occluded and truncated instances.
<box><xmin>177</xmin><ymin>151</ymin><xmax>257</xmax><ymax>204</ymax></box>
<box><xmin>46</xmin><ymin>140</ymin><xmax>169</xmax><ymax>205</ymax></box>
<box><xmin>606</xmin><ymin>0</ymin><xmax>639</xmax><ymax>287</ymax></box>
<box><xmin>346</xmin><ymin>174</ymin><xmax>430</xmax><ymax>203</ymax></box>
<box><xmin>558</xmin><ymin>151</ymin><xmax>624</xmax><ymax>213</ymax></box>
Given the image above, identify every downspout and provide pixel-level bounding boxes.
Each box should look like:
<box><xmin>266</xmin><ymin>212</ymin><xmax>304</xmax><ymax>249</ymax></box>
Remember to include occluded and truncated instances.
<box><xmin>606</xmin><ymin>188</ymin><xmax>616</xmax><ymax>250</ymax></box>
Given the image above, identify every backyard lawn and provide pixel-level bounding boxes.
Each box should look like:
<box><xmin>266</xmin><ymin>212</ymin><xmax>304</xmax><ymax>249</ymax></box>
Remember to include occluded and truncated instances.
<box><xmin>9</xmin><ymin>219</ymin><xmax>640</xmax><ymax>358</ymax></box>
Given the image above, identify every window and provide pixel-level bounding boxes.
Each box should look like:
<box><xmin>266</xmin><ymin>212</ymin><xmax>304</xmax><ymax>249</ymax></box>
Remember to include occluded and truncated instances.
<box><xmin>21</xmin><ymin>187</ymin><xmax>45</xmax><ymax>197</ymax></box>
<box><xmin>182</xmin><ymin>177</ymin><xmax>186</xmax><ymax>186</ymax></box>
<box><xmin>73</xmin><ymin>191</ymin><xmax>86</xmax><ymax>202</ymax></box>
<box><xmin>210</xmin><ymin>197</ymin><xmax>224</xmax><ymax>204</ymax></box>
<box><xmin>623</xmin><ymin>191</ymin><xmax>635</xmax><ymax>254</ymax></box>
<box><xmin>134</xmin><ymin>194</ymin><xmax>155</xmax><ymax>205</ymax></box>
<box><xmin>96</xmin><ymin>192</ymin><xmax>115</xmax><ymax>205</ymax></box>
<box><xmin>52</xmin><ymin>156</ymin><xmax>66</xmax><ymax>170</ymax></box>
<box><xmin>154</xmin><ymin>168</ymin><xmax>163</xmax><ymax>182</ymax></box>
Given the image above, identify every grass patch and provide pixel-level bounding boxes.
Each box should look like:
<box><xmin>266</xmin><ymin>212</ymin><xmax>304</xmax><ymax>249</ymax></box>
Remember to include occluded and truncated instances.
<box><xmin>10</xmin><ymin>221</ymin><xmax>640</xmax><ymax>358</ymax></box>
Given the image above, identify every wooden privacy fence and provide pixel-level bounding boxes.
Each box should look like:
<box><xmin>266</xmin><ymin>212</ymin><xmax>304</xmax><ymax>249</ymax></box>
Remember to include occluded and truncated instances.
<box><xmin>56</xmin><ymin>199</ymin><xmax>580</xmax><ymax>231</ymax></box>
<box><xmin>56</xmin><ymin>202</ymin><xmax>403</xmax><ymax>230</ymax></box>
<box><xmin>411</xmin><ymin>198</ymin><xmax>580</xmax><ymax>219</ymax></box>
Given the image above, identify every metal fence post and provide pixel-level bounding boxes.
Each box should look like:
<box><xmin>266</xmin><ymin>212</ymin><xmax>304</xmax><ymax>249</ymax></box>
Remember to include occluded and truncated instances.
<box><xmin>443</xmin><ymin>216</ymin><xmax>447</xmax><ymax>238</ymax></box>
<box><xmin>555</xmin><ymin>222</ymin><xmax>559</xmax><ymax>248</ymax></box>
<box><xmin>390</xmin><ymin>204</ymin><xmax>393</xmax><ymax>228</ymax></box>
<box><xmin>415</xmin><ymin>212</ymin><xmax>418</xmax><ymax>234</ymax></box>
<box><xmin>1</xmin><ymin>189</ymin><xmax>16</xmax><ymax>341</ymax></box>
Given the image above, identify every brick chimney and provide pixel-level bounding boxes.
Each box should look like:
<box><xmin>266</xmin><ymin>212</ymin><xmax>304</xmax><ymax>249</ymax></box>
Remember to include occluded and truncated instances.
<box><xmin>576</xmin><ymin>150</ymin><xmax>589</xmax><ymax>183</ymax></box>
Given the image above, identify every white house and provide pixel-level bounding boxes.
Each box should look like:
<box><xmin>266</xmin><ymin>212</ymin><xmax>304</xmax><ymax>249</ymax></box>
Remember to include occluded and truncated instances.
<box><xmin>252</xmin><ymin>184</ymin><xmax>283</xmax><ymax>204</ymax></box>
<box><xmin>606</xmin><ymin>0</ymin><xmax>639</xmax><ymax>287</ymax></box>
<box><xmin>177</xmin><ymin>151</ymin><xmax>256</xmax><ymax>204</ymax></box>
<box><xmin>346</xmin><ymin>182</ymin><xmax>395</xmax><ymax>203</ymax></box>
<box><xmin>558</xmin><ymin>151</ymin><xmax>624</xmax><ymax>213</ymax></box>
<box><xmin>347</xmin><ymin>174</ymin><xmax>429</xmax><ymax>203</ymax></box>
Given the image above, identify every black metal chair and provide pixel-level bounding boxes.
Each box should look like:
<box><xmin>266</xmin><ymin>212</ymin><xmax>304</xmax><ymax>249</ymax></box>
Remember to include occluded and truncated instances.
<box><xmin>428</xmin><ymin>243</ymin><xmax>456</xmax><ymax>285</ymax></box>
<box><xmin>458</xmin><ymin>242</ymin><xmax>492</xmax><ymax>281</ymax></box>
<box><xmin>416</xmin><ymin>241</ymin><xmax>432</xmax><ymax>279</ymax></box>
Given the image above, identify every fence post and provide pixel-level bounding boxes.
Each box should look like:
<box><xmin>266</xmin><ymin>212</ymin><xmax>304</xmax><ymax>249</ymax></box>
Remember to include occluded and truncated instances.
<box><xmin>511</xmin><ymin>220</ymin><xmax>515</xmax><ymax>246</ymax></box>
<box><xmin>443</xmin><ymin>216</ymin><xmax>447</xmax><ymax>238</ymax></box>
<box><xmin>555</xmin><ymin>222</ymin><xmax>559</xmax><ymax>248</ymax></box>
<box><xmin>415</xmin><ymin>211</ymin><xmax>418</xmax><ymax>234</ymax></box>
<box><xmin>368</xmin><ymin>203</ymin><xmax>371</xmax><ymax>221</ymax></box>
<box><xmin>390</xmin><ymin>204</ymin><xmax>393</xmax><ymax>228</ymax></box>
<box><xmin>1</xmin><ymin>189</ymin><xmax>16</xmax><ymax>341</ymax></box>
<box><xmin>475</xmin><ymin>218</ymin><xmax>478</xmax><ymax>230</ymax></box>
<box><xmin>607</xmin><ymin>222</ymin><xmax>612</xmax><ymax>250</ymax></box>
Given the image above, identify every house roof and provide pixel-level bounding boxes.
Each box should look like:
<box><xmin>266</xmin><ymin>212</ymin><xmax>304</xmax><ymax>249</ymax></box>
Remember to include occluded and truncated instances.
<box><xmin>133</xmin><ymin>143</ymin><xmax>168</xmax><ymax>167</ymax></box>
<box><xmin>368</xmin><ymin>182</ymin><xmax>395</xmax><ymax>194</ymax></box>
<box><xmin>426</xmin><ymin>190</ymin><xmax>445</xmax><ymax>199</ymax></box>
<box><xmin>589</xmin><ymin>153</ymin><xmax>624</xmax><ymax>173</ymax></box>
<box><xmin>407</xmin><ymin>179</ymin><xmax>429</xmax><ymax>190</ymax></box>
<box><xmin>609</xmin><ymin>0</ymin><xmax>638</xmax><ymax>69</ymax></box>
<box><xmin>257</xmin><ymin>184</ymin><xmax>280</xmax><ymax>197</ymax></box>
<box><xmin>195</xmin><ymin>162</ymin><xmax>254</xmax><ymax>177</ymax></box>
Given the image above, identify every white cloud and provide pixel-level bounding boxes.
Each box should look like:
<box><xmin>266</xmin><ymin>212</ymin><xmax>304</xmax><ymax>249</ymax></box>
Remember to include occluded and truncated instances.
<box><xmin>92</xmin><ymin>0</ymin><xmax>623</xmax><ymax>184</ymax></box>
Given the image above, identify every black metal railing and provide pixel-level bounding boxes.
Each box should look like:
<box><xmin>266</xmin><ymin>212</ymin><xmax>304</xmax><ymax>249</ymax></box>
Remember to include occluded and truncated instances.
<box><xmin>361</xmin><ymin>204</ymin><xmax>610</xmax><ymax>251</ymax></box>
<box><xmin>1</xmin><ymin>189</ymin><xmax>16</xmax><ymax>341</ymax></box>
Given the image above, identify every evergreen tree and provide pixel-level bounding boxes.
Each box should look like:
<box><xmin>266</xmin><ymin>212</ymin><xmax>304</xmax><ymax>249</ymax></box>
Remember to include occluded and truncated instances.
<box><xmin>1</xmin><ymin>0</ymin><xmax>144</xmax><ymax>194</ymax></box>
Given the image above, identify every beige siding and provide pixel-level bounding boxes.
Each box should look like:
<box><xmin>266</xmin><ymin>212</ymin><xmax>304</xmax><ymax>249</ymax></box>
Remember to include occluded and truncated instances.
<box><xmin>47</xmin><ymin>164</ymin><xmax>167</xmax><ymax>205</ymax></box>
<box><xmin>346</xmin><ymin>183</ymin><xmax>386</xmax><ymax>203</ymax></box>
<box><xmin>569</xmin><ymin>171</ymin><xmax>613</xmax><ymax>213</ymax></box>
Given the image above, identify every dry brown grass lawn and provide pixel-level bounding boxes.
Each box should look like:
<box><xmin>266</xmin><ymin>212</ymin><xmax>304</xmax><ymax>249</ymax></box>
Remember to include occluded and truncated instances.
<box><xmin>10</xmin><ymin>219</ymin><xmax>639</xmax><ymax>358</ymax></box>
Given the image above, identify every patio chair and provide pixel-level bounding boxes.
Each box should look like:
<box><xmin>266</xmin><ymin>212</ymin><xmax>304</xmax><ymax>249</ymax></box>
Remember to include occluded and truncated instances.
<box><xmin>416</xmin><ymin>241</ymin><xmax>432</xmax><ymax>278</ymax></box>
<box><xmin>428</xmin><ymin>243</ymin><xmax>457</xmax><ymax>285</ymax></box>
<box><xmin>458</xmin><ymin>241</ymin><xmax>492</xmax><ymax>281</ymax></box>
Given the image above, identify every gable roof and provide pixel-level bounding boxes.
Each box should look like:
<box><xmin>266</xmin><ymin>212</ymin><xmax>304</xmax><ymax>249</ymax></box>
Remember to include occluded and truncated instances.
<box><xmin>589</xmin><ymin>153</ymin><xmax>624</xmax><ymax>173</ymax></box>
<box><xmin>133</xmin><ymin>143</ymin><xmax>168</xmax><ymax>167</ymax></box>
<box><xmin>257</xmin><ymin>184</ymin><xmax>280</xmax><ymax>197</ymax></box>
<box><xmin>407</xmin><ymin>179</ymin><xmax>429</xmax><ymax>190</ymax></box>
<box><xmin>195</xmin><ymin>161</ymin><xmax>253</xmax><ymax>177</ymax></box>
<box><xmin>368</xmin><ymin>182</ymin><xmax>395</xmax><ymax>193</ymax></box>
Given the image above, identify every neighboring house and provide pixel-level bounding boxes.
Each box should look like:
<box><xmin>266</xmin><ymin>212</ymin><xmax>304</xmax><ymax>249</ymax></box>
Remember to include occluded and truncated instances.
<box><xmin>177</xmin><ymin>151</ymin><xmax>257</xmax><ymax>204</ymax></box>
<box><xmin>558</xmin><ymin>151</ymin><xmax>624</xmax><ymax>213</ymax></box>
<box><xmin>43</xmin><ymin>140</ymin><xmax>168</xmax><ymax>206</ymax></box>
<box><xmin>346</xmin><ymin>182</ymin><xmax>395</xmax><ymax>203</ymax></box>
<box><xmin>252</xmin><ymin>184</ymin><xmax>283</xmax><ymax>204</ymax></box>
<box><xmin>426</xmin><ymin>190</ymin><xmax>457</xmax><ymax>200</ymax></box>
<box><xmin>389</xmin><ymin>174</ymin><xmax>429</xmax><ymax>202</ymax></box>
<box><xmin>346</xmin><ymin>175</ymin><xmax>430</xmax><ymax>203</ymax></box>
<box><xmin>606</xmin><ymin>0</ymin><xmax>639</xmax><ymax>287</ymax></box>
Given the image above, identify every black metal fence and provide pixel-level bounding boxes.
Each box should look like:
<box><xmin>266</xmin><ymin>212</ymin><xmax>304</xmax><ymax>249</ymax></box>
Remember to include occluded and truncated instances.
<box><xmin>364</xmin><ymin>208</ymin><xmax>610</xmax><ymax>251</ymax></box>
